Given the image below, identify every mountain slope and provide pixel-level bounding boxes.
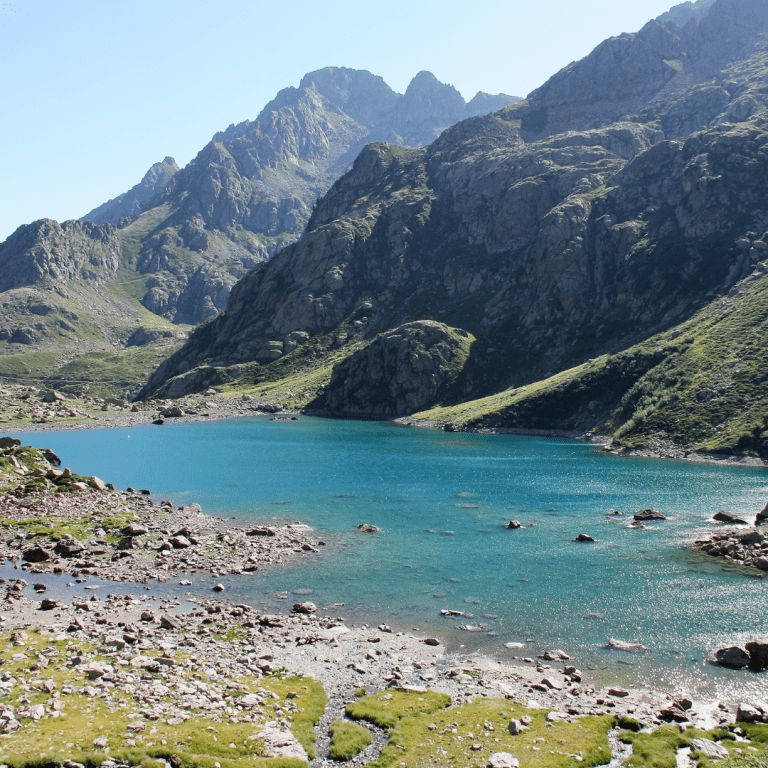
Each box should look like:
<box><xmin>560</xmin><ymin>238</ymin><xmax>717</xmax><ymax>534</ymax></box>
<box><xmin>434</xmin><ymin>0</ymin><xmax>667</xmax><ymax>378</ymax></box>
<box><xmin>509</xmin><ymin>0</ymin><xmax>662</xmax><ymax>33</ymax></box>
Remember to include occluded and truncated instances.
<box><xmin>140</xmin><ymin>0</ymin><xmax>768</xmax><ymax>457</ymax></box>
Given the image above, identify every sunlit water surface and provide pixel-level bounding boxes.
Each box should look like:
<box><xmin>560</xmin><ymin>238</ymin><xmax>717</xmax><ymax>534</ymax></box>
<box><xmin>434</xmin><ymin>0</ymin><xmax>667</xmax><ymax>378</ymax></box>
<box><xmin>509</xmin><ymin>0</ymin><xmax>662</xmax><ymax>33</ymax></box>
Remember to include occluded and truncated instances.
<box><xmin>10</xmin><ymin>416</ymin><xmax>768</xmax><ymax>699</ymax></box>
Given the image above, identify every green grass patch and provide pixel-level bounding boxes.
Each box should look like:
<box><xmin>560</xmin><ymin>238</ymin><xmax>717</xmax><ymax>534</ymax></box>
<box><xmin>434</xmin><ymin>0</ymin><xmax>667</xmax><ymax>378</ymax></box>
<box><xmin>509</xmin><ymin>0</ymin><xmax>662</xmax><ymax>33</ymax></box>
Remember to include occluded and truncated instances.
<box><xmin>345</xmin><ymin>689</ymin><xmax>451</xmax><ymax>731</ymax></box>
<box><xmin>361</xmin><ymin>697</ymin><xmax>612</xmax><ymax>768</ymax></box>
<box><xmin>328</xmin><ymin>720</ymin><xmax>372</xmax><ymax>761</ymax></box>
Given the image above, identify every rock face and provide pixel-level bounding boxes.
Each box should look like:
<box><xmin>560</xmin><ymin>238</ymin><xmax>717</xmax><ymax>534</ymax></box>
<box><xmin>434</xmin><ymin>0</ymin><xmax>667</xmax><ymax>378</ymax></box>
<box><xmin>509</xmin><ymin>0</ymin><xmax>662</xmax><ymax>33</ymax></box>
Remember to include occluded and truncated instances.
<box><xmin>82</xmin><ymin>157</ymin><xmax>179</xmax><ymax>225</ymax></box>
<box><xmin>322</xmin><ymin>321</ymin><xmax>474</xmax><ymax>418</ymax></box>
<box><xmin>0</xmin><ymin>219</ymin><xmax>120</xmax><ymax>292</ymax></box>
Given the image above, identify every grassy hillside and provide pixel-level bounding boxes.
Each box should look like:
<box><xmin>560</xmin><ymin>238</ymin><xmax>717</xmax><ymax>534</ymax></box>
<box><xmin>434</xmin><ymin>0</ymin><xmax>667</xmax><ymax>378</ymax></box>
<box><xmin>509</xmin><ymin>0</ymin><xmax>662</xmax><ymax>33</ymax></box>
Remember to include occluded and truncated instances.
<box><xmin>415</xmin><ymin>264</ymin><xmax>768</xmax><ymax>457</ymax></box>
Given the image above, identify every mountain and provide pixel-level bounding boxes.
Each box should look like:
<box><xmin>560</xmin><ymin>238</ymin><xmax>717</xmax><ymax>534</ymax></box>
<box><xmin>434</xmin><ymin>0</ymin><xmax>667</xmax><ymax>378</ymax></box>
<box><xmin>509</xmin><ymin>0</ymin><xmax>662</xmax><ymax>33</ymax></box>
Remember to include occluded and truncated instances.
<box><xmin>82</xmin><ymin>157</ymin><xmax>179</xmax><ymax>225</ymax></box>
<box><xmin>0</xmin><ymin>68</ymin><xmax>517</xmax><ymax>396</ymax></box>
<box><xmin>140</xmin><ymin>0</ymin><xmax>768</xmax><ymax>458</ymax></box>
<box><xmin>85</xmin><ymin>69</ymin><xmax>518</xmax><ymax>326</ymax></box>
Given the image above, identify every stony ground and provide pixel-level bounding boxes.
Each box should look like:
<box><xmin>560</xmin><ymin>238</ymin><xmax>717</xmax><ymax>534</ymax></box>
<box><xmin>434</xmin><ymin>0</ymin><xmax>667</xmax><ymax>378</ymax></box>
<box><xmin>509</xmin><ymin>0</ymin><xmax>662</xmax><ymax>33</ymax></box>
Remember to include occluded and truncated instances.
<box><xmin>1</xmin><ymin>391</ymin><xmax>767</xmax><ymax>767</ymax></box>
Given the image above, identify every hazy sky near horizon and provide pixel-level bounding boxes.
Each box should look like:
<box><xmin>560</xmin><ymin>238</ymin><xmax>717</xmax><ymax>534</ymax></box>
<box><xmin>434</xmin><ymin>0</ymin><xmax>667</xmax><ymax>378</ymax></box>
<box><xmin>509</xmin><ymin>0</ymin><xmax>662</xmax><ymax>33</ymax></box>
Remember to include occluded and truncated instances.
<box><xmin>1</xmin><ymin>0</ymin><xmax>681</xmax><ymax>242</ymax></box>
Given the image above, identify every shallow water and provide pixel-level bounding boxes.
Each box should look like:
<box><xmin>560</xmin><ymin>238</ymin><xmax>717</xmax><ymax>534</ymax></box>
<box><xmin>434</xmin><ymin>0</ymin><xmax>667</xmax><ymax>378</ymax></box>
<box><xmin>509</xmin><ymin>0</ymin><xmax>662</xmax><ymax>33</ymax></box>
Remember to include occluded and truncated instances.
<box><xmin>10</xmin><ymin>416</ymin><xmax>768</xmax><ymax>698</ymax></box>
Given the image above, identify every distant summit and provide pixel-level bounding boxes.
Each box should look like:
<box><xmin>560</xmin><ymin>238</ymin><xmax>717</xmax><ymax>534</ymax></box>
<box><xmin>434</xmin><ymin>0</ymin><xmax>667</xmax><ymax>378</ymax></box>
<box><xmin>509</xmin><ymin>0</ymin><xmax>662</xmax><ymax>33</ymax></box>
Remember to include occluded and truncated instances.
<box><xmin>83</xmin><ymin>157</ymin><xmax>179</xmax><ymax>226</ymax></box>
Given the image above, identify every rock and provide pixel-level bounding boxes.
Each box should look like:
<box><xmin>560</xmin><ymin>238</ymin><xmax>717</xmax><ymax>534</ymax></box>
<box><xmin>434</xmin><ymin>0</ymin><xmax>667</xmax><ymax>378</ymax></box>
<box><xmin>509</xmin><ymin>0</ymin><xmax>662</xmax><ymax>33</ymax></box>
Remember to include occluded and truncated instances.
<box><xmin>212</xmin><ymin>584</ymin><xmax>225</xmax><ymax>593</ymax></box>
<box><xmin>0</xmin><ymin>437</ymin><xmax>21</xmax><ymax>449</ymax></box>
<box><xmin>634</xmin><ymin>509</ymin><xmax>666</xmax><ymax>522</ymax></box>
<box><xmin>247</xmin><ymin>527</ymin><xmax>276</xmax><ymax>537</ymax></box>
<box><xmin>746</xmin><ymin>641</ymin><xmax>768</xmax><ymax>671</ymax></box>
<box><xmin>714</xmin><ymin>646</ymin><xmax>751</xmax><ymax>668</ymax></box>
<box><xmin>121</xmin><ymin>524</ymin><xmax>149</xmax><ymax>536</ymax></box>
<box><xmin>757</xmin><ymin>503</ymin><xmax>768</xmax><ymax>526</ymax></box>
<box><xmin>573</xmin><ymin>533</ymin><xmax>595</xmax><ymax>542</ymax></box>
<box><xmin>39</xmin><ymin>598</ymin><xmax>61</xmax><ymax>611</ymax></box>
<box><xmin>55</xmin><ymin>538</ymin><xmax>85</xmax><ymax>558</ymax></box>
<box><xmin>160</xmin><ymin>615</ymin><xmax>178</xmax><ymax>630</ymax></box>
<box><xmin>170</xmin><ymin>536</ymin><xmax>191</xmax><ymax>549</ymax></box>
<box><xmin>115</xmin><ymin>536</ymin><xmax>135</xmax><ymax>550</ymax></box>
<box><xmin>607</xmin><ymin>687</ymin><xmax>630</xmax><ymax>698</ymax></box>
<box><xmin>82</xmin><ymin>662</ymin><xmax>111</xmax><ymax>680</ymax></box>
<box><xmin>541</xmin><ymin>649</ymin><xmax>570</xmax><ymax>660</ymax></box>
<box><xmin>713</xmin><ymin>511</ymin><xmax>749</xmax><ymax>525</ymax></box>
<box><xmin>488</xmin><ymin>752</ymin><xmax>519</xmax><ymax>768</ymax></box>
<box><xmin>292</xmin><ymin>602</ymin><xmax>317</xmax><ymax>614</ymax></box>
<box><xmin>357</xmin><ymin>524</ymin><xmax>381</xmax><ymax>533</ymax></box>
<box><xmin>506</xmin><ymin>520</ymin><xmax>522</xmax><ymax>529</ymax></box>
<box><xmin>88</xmin><ymin>476</ymin><xmax>107</xmax><ymax>491</ymax></box>
<box><xmin>690</xmin><ymin>738</ymin><xmax>729</xmax><ymax>760</ymax></box>
<box><xmin>42</xmin><ymin>389</ymin><xmax>65</xmax><ymax>403</ymax></box>
<box><xmin>737</xmin><ymin>703</ymin><xmax>767</xmax><ymax>723</ymax></box>
<box><xmin>423</xmin><ymin>638</ymin><xmax>440</xmax><ymax>646</ymax></box>
<box><xmin>541</xmin><ymin>677</ymin><xmax>564</xmax><ymax>690</ymax></box>
<box><xmin>507</xmin><ymin>719</ymin><xmax>528</xmax><ymax>735</ymax></box>
<box><xmin>22</xmin><ymin>545</ymin><xmax>52</xmax><ymax>563</ymax></box>
<box><xmin>258</xmin><ymin>726</ymin><xmax>308</xmax><ymax>761</ymax></box>
<box><xmin>159</xmin><ymin>406</ymin><xmax>184</xmax><ymax>418</ymax></box>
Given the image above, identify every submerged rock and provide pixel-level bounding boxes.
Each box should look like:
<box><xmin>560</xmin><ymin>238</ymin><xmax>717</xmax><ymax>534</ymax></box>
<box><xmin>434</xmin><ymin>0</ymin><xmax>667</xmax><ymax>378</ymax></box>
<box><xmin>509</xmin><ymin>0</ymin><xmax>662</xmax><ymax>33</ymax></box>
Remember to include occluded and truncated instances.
<box><xmin>357</xmin><ymin>524</ymin><xmax>380</xmax><ymax>533</ymax></box>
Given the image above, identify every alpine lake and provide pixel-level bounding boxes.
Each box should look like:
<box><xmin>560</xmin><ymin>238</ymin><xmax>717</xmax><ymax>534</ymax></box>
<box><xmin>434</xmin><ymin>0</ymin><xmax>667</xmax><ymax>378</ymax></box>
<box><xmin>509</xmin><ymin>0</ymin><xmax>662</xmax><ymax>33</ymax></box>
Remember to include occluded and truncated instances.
<box><xmin>9</xmin><ymin>415</ymin><xmax>768</xmax><ymax>701</ymax></box>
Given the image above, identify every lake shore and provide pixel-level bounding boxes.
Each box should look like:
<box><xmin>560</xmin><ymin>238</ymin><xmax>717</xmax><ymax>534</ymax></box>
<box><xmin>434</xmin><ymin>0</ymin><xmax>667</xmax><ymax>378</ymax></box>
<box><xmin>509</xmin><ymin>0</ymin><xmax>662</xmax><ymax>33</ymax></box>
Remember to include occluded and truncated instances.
<box><xmin>2</xmin><ymin>393</ymin><xmax>768</xmax><ymax>765</ymax></box>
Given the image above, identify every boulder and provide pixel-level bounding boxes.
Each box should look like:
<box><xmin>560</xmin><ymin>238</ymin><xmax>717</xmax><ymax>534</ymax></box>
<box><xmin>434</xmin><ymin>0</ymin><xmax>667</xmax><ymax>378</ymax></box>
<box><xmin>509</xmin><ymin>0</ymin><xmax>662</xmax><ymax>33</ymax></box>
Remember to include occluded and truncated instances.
<box><xmin>690</xmin><ymin>739</ymin><xmax>729</xmax><ymax>760</ymax></box>
<box><xmin>757</xmin><ymin>503</ymin><xmax>768</xmax><ymax>526</ymax></box>
<box><xmin>247</xmin><ymin>527</ymin><xmax>276</xmax><ymax>537</ymax></box>
<box><xmin>257</xmin><ymin>726</ymin><xmax>308</xmax><ymax>761</ymax></box>
<box><xmin>293</xmin><ymin>602</ymin><xmax>317</xmax><ymax>614</ymax></box>
<box><xmin>55</xmin><ymin>537</ymin><xmax>85</xmax><ymax>558</ymax></box>
<box><xmin>573</xmin><ymin>533</ymin><xmax>595</xmax><ymax>542</ymax></box>
<box><xmin>737</xmin><ymin>703</ymin><xmax>768</xmax><ymax>723</ymax></box>
<box><xmin>42</xmin><ymin>390</ymin><xmax>65</xmax><ymax>403</ymax></box>
<box><xmin>121</xmin><ymin>524</ymin><xmax>148</xmax><ymax>536</ymax></box>
<box><xmin>713</xmin><ymin>511</ymin><xmax>749</xmax><ymax>525</ymax></box>
<box><xmin>507</xmin><ymin>719</ymin><xmax>528</xmax><ymax>735</ymax></box>
<box><xmin>322</xmin><ymin>321</ymin><xmax>475</xmax><ymax>418</ymax></box>
<box><xmin>170</xmin><ymin>536</ymin><xmax>191</xmax><ymax>549</ymax></box>
<box><xmin>0</xmin><ymin>437</ymin><xmax>21</xmax><ymax>449</ymax></box>
<box><xmin>746</xmin><ymin>641</ymin><xmax>768</xmax><ymax>671</ymax></box>
<box><xmin>634</xmin><ymin>509</ymin><xmax>666</xmax><ymax>522</ymax></box>
<box><xmin>39</xmin><ymin>598</ymin><xmax>61</xmax><ymax>611</ymax></box>
<box><xmin>506</xmin><ymin>520</ymin><xmax>522</xmax><ymax>529</ymax></box>
<box><xmin>714</xmin><ymin>646</ymin><xmax>751</xmax><ymax>668</ymax></box>
<box><xmin>22</xmin><ymin>545</ymin><xmax>52</xmax><ymax>563</ymax></box>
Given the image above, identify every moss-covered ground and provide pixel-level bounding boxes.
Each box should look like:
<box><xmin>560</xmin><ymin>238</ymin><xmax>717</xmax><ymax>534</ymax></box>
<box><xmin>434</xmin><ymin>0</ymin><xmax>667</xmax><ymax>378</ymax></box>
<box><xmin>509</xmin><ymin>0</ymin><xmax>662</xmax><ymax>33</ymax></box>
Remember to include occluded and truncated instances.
<box><xmin>0</xmin><ymin>629</ymin><xmax>326</xmax><ymax>768</ymax></box>
<box><xmin>328</xmin><ymin>720</ymin><xmax>372</xmax><ymax>761</ymax></box>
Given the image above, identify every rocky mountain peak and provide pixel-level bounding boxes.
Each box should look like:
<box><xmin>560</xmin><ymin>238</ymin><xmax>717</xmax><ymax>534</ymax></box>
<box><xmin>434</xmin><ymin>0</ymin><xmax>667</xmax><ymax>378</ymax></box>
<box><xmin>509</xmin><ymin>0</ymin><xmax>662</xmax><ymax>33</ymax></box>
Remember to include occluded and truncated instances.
<box><xmin>82</xmin><ymin>157</ymin><xmax>179</xmax><ymax>226</ymax></box>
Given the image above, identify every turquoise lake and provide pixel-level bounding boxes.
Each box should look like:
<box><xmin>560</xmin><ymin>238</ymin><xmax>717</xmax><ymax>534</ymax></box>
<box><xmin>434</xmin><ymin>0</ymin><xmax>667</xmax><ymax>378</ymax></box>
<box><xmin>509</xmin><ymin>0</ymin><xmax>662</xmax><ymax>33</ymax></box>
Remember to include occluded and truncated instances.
<box><xmin>10</xmin><ymin>416</ymin><xmax>768</xmax><ymax>698</ymax></box>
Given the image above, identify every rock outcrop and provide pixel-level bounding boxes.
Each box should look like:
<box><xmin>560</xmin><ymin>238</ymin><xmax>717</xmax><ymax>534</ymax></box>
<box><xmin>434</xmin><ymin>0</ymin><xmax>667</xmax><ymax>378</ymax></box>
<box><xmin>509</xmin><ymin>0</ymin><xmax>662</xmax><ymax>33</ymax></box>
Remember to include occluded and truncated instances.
<box><xmin>0</xmin><ymin>219</ymin><xmax>120</xmax><ymax>292</ymax></box>
<box><xmin>322</xmin><ymin>321</ymin><xmax>474</xmax><ymax>419</ymax></box>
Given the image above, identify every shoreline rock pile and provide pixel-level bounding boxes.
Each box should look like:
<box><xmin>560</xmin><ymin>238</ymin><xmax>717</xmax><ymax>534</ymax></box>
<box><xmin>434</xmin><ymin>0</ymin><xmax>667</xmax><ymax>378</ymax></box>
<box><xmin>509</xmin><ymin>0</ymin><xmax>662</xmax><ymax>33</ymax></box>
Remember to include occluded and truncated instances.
<box><xmin>694</xmin><ymin>528</ymin><xmax>768</xmax><ymax>571</ymax></box>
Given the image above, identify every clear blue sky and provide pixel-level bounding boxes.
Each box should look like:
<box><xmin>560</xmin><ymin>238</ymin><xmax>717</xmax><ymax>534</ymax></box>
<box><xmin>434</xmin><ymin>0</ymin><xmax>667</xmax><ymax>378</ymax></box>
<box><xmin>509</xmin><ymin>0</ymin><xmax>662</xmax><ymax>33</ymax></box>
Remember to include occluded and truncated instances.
<box><xmin>0</xmin><ymin>0</ymin><xmax>680</xmax><ymax>242</ymax></box>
